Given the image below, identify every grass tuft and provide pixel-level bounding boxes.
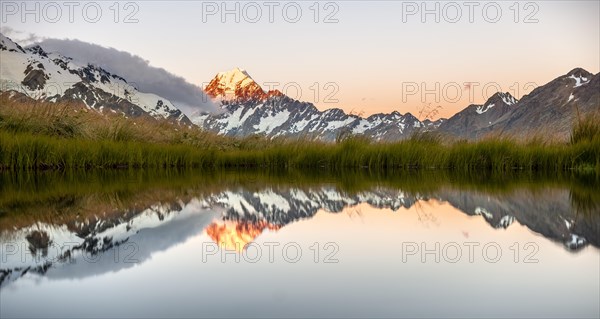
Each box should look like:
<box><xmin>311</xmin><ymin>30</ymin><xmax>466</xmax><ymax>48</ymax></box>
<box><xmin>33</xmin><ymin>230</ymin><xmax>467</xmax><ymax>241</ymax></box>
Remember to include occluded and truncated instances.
<box><xmin>571</xmin><ymin>114</ymin><xmax>600</xmax><ymax>145</ymax></box>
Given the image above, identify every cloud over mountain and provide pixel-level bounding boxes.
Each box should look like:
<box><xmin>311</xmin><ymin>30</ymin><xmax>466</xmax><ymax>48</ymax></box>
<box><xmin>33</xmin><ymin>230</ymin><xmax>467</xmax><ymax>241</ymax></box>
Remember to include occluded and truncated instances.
<box><xmin>34</xmin><ymin>38</ymin><xmax>218</xmax><ymax>114</ymax></box>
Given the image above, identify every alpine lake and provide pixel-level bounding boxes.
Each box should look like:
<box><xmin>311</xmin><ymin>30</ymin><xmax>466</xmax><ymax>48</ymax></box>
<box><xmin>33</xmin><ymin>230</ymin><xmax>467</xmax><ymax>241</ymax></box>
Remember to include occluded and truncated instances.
<box><xmin>1</xmin><ymin>169</ymin><xmax>598</xmax><ymax>318</ymax></box>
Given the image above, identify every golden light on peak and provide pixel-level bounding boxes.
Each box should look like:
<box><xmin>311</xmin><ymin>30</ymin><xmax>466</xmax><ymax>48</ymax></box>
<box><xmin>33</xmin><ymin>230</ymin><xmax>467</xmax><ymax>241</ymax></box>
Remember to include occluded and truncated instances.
<box><xmin>205</xmin><ymin>221</ymin><xmax>281</xmax><ymax>252</ymax></box>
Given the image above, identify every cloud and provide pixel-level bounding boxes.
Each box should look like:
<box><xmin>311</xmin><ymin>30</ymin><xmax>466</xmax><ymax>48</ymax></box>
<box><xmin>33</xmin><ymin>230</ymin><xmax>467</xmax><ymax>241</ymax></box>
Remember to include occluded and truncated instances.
<box><xmin>33</xmin><ymin>37</ymin><xmax>219</xmax><ymax>115</ymax></box>
<box><xmin>0</xmin><ymin>26</ymin><xmax>45</xmax><ymax>45</ymax></box>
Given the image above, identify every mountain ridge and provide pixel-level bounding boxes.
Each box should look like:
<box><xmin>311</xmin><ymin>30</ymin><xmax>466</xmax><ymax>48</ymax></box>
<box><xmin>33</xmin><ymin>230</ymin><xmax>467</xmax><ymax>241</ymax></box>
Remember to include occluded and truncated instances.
<box><xmin>197</xmin><ymin>66</ymin><xmax>598</xmax><ymax>141</ymax></box>
<box><xmin>441</xmin><ymin>67</ymin><xmax>599</xmax><ymax>140</ymax></box>
<box><xmin>1</xmin><ymin>34</ymin><xmax>597</xmax><ymax>141</ymax></box>
<box><xmin>195</xmin><ymin>67</ymin><xmax>444</xmax><ymax>141</ymax></box>
<box><xmin>0</xmin><ymin>33</ymin><xmax>192</xmax><ymax>125</ymax></box>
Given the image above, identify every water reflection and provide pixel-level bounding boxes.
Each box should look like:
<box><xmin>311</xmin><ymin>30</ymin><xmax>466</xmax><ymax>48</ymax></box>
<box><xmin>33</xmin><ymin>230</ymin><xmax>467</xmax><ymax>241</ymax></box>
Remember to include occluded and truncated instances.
<box><xmin>206</xmin><ymin>220</ymin><xmax>281</xmax><ymax>252</ymax></box>
<box><xmin>212</xmin><ymin>185</ymin><xmax>598</xmax><ymax>250</ymax></box>
<box><xmin>0</xmin><ymin>199</ymin><xmax>220</xmax><ymax>284</ymax></box>
<box><xmin>0</xmin><ymin>170</ymin><xmax>598</xmax><ymax>317</ymax></box>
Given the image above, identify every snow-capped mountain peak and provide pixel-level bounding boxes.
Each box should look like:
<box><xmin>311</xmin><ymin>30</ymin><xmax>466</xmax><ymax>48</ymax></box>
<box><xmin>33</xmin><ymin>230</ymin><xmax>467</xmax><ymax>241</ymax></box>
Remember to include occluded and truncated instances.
<box><xmin>487</xmin><ymin>92</ymin><xmax>518</xmax><ymax>107</ymax></box>
<box><xmin>475</xmin><ymin>92</ymin><xmax>518</xmax><ymax>114</ymax></box>
<box><xmin>565</xmin><ymin>68</ymin><xmax>593</xmax><ymax>88</ymax></box>
<box><xmin>204</xmin><ymin>67</ymin><xmax>267</xmax><ymax>101</ymax></box>
<box><xmin>216</xmin><ymin>67</ymin><xmax>254</xmax><ymax>90</ymax></box>
<box><xmin>497</xmin><ymin>92</ymin><xmax>518</xmax><ymax>105</ymax></box>
<box><xmin>0</xmin><ymin>33</ymin><xmax>25</xmax><ymax>53</ymax></box>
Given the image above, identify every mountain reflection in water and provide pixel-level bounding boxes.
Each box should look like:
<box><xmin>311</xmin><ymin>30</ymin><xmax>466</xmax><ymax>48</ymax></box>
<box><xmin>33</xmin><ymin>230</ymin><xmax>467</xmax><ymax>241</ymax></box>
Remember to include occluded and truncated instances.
<box><xmin>0</xmin><ymin>169</ymin><xmax>598</xmax><ymax>288</ymax></box>
<box><xmin>206</xmin><ymin>221</ymin><xmax>281</xmax><ymax>252</ymax></box>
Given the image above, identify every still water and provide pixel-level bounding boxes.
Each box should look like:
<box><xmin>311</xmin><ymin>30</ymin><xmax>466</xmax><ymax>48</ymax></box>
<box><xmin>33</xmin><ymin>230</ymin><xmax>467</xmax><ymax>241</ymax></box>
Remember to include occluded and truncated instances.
<box><xmin>1</xmin><ymin>170</ymin><xmax>598</xmax><ymax>318</ymax></box>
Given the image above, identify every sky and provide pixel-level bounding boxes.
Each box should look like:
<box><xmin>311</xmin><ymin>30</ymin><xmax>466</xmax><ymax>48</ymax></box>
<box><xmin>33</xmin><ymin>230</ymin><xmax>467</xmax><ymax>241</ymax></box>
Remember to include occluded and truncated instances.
<box><xmin>1</xmin><ymin>0</ymin><xmax>599</xmax><ymax>118</ymax></box>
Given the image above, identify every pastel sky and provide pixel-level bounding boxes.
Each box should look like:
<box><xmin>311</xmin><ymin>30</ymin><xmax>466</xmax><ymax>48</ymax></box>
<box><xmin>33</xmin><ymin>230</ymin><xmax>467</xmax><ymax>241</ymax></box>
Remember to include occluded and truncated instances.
<box><xmin>2</xmin><ymin>0</ymin><xmax>599</xmax><ymax>118</ymax></box>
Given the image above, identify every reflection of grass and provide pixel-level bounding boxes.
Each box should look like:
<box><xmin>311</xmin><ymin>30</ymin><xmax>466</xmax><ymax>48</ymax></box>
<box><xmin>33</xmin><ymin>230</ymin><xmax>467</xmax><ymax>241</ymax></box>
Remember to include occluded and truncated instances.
<box><xmin>0</xmin><ymin>170</ymin><xmax>215</xmax><ymax>233</ymax></box>
<box><xmin>1</xmin><ymin>97</ymin><xmax>599</xmax><ymax>174</ymax></box>
<box><xmin>569</xmin><ymin>174</ymin><xmax>600</xmax><ymax>217</ymax></box>
<box><xmin>570</xmin><ymin>188</ymin><xmax>600</xmax><ymax>217</ymax></box>
<box><xmin>1</xmin><ymin>168</ymin><xmax>598</xmax><ymax>233</ymax></box>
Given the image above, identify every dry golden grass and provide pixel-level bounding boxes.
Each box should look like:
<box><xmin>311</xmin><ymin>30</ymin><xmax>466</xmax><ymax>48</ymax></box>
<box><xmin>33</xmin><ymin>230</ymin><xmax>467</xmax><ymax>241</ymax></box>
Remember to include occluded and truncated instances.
<box><xmin>0</xmin><ymin>94</ymin><xmax>238</xmax><ymax>147</ymax></box>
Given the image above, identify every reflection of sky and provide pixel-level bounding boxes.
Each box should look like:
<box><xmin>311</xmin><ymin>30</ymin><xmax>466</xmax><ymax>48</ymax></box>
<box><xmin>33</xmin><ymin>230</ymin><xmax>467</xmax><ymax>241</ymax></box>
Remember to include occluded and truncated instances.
<box><xmin>45</xmin><ymin>205</ymin><xmax>220</xmax><ymax>281</ymax></box>
<box><xmin>1</xmin><ymin>201</ymin><xmax>598</xmax><ymax>318</ymax></box>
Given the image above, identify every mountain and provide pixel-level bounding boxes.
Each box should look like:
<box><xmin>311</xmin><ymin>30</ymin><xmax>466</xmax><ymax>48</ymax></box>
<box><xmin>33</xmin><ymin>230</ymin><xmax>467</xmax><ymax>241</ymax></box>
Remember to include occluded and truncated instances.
<box><xmin>204</xmin><ymin>67</ymin><xmax>282</xmax><ymax>102</ymax></box>
<box><xmin>489</xmin><ymin>68</ymin><xmax>599</xmax><ymax>140</ymax></box>
<box><xmin>194</xmin><ymin>67</ymin><xmax>443</xmax><ymax>141</ymax></box>
<box><xmin>0</xmin><ymin>34</ymin><xmax>192</xmax><ymax>125</ymax></box>
<box><xmin>199</xmin><ymin>67</ymin><xmax>598</xmax><ymax>142</ymax></box>
<box><xmin>439</xmin><ymin>68</ymin><xmax>599</xmax><ymax>140</ymax></box>
<box><xmin>438</xmin><ymin>92</ymin><xmax>518</xmax><ymax>139</ymax></box>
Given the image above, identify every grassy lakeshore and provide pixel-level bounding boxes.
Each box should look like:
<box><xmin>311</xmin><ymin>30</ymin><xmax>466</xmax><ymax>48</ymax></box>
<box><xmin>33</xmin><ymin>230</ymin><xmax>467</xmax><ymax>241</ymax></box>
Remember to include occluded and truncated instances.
<box><xmin>1</xmin><ymin>98</ymin><xmax>599</xmax><ymax>174</ymax></box>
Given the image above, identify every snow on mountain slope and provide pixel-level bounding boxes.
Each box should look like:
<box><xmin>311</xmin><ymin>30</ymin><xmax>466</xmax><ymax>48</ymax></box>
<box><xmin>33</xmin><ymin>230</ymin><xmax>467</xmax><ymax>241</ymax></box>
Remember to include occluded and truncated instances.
<box><xmin>477</xmin><ymin>68</ymin><xmax>598</xmax><ymax>140</ymax></box>
<box><xmin>1</xmin><ymin>37</ymin><xmax>81</xmax><ymax>97</ymax></box>
<box><xmin>0</xmin><ymin>34</ymin><xmax>192</xmax><ymax>124</ymax></box>
<box><xmin>439</xmin><ymin>68</ymin><xmax>599</xmax><ymax>140</ymax></box>
<box><xmin>0</xmin><ymin>33</ymin><xmax>25</xmax><ymax>52</ymax></box>
<box><xmin>194</xmin><ymin>68</ymin><xmax>442</xmax><ymax>141</ymax></box>
<box><xmin>438</xmin><ymin>92</ymin><xmax>519</xmax><ymax>138</ymax></box>
<box><xmin>213</xmin><ymin>67</ymin><xmax>255</xmax><ymax>92</ymax></box>
<box><xmin>568</xmin><ymin>74</ymin><xmax>590</xmax><ymax>88</ymax></box>
<box><xmin>204</xmin><ymin>67</ymin><xmax>276</xmax><ymax>102</ymax></box>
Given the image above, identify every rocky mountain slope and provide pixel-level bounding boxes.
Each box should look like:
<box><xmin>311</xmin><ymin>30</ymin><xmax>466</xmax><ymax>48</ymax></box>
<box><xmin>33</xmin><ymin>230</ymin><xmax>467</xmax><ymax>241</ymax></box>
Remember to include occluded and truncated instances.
<box><xmin>0</xmin><ymin>34</ymin><xmax>191</xmax><ymax>125</ymax></box>
<box><xmin>439</xmin><ymin>68</ymin><xmax>599</xmax><ymax>140</ymax></box>
<box><xmin>437</xmin><ymin>92</ymin><xmax>518</xmax><ymax>139</ymax></box>
<box><xmin>489</xmin><ymin>68</ymin><xmax>599</xmax><ymax>140</ymax></box>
